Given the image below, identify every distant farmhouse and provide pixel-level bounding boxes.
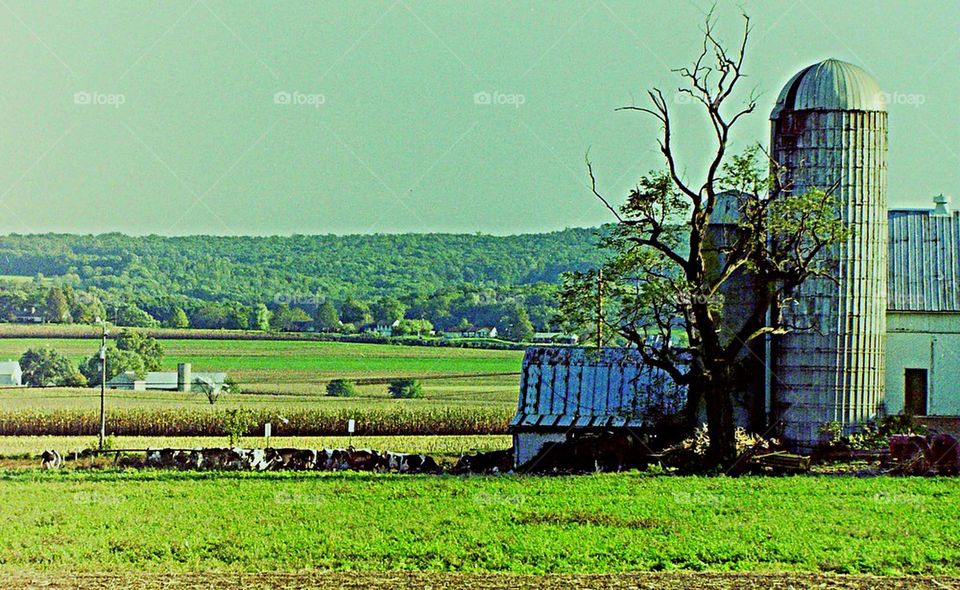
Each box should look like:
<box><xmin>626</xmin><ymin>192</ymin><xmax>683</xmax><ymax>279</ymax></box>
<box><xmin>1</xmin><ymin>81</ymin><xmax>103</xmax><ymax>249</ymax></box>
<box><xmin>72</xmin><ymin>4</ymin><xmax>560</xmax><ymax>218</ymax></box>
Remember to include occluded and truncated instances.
<box><xmin>14</xmin><ymin>308</ymin><xmax>43</xmax><ymax>323</ymax></box>
<box><xmin>513</xmin><ymin>59</ymin><xmax>960</xmax><ymax>453</ymax></box>
<box><xmin>362</xmin><ymin>320</ymin><xmax>400</xmax><ymax>337</ymax></box>
<box><xmin>442</xmin><ymin>325</ymin><xmax>497</xmax><ymax>339</ymax></box>
<box><xmin>0</xmin><ymin>361</ymin><xmax>22</xmax><ymax>386</ymax></box>
<box><xmin>532</xmin><ymin>332</ymin><xmax>579</xmax><ymax>345</ymax></box>
<box><xmin>106</xmin><ymin>363</ymin><xmax>226</xmax><ymax>394</ymax></box>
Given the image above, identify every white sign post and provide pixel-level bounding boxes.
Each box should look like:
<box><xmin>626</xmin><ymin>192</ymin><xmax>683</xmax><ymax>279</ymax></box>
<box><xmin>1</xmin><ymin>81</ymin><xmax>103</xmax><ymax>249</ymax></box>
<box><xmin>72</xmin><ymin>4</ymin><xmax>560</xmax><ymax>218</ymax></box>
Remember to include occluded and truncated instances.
<box><xmin>264</xmin><ymin>422</ymin><xmax>272</xmax><ymax>448</ymax></box>
<box><xmin>348</xmin><ymin>419</ymin><xmax>355</xmax><ymax>447</ymax></box>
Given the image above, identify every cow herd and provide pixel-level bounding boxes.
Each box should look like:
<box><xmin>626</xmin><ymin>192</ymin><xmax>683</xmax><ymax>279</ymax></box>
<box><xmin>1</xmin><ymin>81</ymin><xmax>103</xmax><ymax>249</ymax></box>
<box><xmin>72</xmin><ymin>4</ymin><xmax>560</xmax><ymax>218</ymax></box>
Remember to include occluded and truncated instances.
<box><xmin>38</xmin><ymin>446</ymin><xmax>516</xmax><ymax>474</ymax></box>
<box><xmin>138</xmin><ymin>447</ymin><xmax>444</xmax><ymax>473</ymax></box>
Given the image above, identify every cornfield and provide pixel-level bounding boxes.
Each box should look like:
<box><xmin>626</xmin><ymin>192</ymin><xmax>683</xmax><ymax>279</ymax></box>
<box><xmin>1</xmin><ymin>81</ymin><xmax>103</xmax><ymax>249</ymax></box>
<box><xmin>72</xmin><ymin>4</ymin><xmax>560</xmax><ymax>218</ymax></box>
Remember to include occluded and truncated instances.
<box><xmin>0</xmin><ymin>407</ymin><xmax>513</xmax><ymax>437</ymax></box>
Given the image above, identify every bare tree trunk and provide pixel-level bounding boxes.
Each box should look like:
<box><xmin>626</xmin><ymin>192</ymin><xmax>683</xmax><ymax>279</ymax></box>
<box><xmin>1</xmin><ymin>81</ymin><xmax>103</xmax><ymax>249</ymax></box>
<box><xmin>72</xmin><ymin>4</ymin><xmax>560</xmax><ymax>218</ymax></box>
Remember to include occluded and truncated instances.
<box><xmin>704</xmin><ymin>371</ymin><xmax>737</xmax><ymax>467</ymax></box>
<box><xmin>685</xmin><ymin>380</ymin><xmax>704</xmax><ymax>431</ymax></box>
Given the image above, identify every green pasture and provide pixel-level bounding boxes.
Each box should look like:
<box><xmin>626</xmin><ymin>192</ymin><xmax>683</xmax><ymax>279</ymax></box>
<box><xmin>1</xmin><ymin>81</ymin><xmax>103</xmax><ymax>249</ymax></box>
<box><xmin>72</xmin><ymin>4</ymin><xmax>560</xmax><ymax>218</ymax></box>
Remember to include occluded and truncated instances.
<box><xmin>0</xmin><ymin>471</ymin><xmax>956</xmax><ymax>575</ymax></box>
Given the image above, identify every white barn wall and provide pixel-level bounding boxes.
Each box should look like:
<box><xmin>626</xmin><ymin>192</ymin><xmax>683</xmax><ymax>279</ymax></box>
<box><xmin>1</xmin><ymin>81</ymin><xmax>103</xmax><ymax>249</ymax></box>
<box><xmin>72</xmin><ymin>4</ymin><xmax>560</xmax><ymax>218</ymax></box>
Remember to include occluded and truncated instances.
<box><xmin>886</xmin><ymin>313</ymin><xmax>960</xmax><ymax>415</ymax></box>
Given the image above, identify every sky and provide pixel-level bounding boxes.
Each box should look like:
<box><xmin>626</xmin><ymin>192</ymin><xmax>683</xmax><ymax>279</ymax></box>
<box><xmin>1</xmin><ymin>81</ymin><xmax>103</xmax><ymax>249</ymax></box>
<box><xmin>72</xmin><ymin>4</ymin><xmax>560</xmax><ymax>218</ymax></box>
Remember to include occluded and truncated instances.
<box><xmin>0</xmin><ymin>0</ymin><xmax>957</xmax><ymax>236</ymax></box>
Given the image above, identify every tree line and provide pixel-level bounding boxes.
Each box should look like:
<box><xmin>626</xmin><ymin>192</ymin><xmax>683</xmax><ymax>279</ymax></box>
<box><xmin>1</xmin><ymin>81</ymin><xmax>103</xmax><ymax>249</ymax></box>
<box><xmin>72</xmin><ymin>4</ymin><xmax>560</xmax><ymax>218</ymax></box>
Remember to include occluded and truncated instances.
<box><xmin>0</xmin><ymin>228</ymin><xmax>604</xmax><ymax>339</ymax></box>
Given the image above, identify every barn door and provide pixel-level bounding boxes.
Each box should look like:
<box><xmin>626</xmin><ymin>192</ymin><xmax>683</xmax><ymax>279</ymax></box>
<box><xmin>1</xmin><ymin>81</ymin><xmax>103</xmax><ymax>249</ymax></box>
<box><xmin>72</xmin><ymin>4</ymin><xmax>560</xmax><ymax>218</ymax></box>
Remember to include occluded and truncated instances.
<box><xmin>904</xmin><ymin>368</ymin><xmax>928</xmax><ymax>416</ymax></box>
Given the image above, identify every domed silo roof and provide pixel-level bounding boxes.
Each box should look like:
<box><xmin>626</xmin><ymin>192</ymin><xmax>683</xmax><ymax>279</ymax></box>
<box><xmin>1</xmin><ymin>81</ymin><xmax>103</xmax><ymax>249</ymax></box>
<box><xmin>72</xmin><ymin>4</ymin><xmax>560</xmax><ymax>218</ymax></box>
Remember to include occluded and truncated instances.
<box><xmin>770</xmin><ymin>59</ymin><xmax>885</xmax><ymax>119</ymax></box>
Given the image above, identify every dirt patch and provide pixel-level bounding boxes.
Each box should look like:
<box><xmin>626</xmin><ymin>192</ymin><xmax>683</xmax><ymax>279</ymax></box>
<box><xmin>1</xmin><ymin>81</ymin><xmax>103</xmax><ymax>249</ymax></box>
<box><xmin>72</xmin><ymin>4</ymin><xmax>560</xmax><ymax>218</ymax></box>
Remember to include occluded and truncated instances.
<box><xmin>2</xmin><ymin>572</ymin><xmax>958</xmax><ymax>589</ymax></box>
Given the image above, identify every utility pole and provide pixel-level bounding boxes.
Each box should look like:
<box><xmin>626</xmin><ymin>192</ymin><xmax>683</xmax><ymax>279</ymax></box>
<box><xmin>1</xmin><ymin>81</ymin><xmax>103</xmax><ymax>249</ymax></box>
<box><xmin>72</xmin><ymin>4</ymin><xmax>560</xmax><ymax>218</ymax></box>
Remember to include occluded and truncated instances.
<box><xmin>596</xmin><ymin>269</ymin><xmax>604</xmax><ymax>348</ymax></box>
<box><xmin>97</xmin><ymin>318</ymin><xmax>108</xmax><ymax>451</ymax></box>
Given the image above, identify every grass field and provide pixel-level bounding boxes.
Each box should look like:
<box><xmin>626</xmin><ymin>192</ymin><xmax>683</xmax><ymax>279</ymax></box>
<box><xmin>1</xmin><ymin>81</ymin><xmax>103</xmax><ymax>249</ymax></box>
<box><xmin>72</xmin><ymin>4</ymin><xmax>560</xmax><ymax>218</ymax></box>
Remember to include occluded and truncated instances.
<box><xmin>0</xmin><ymin>471</ymin><xmax>957</xmax><ymax>576</ymax></box>
<box><xmin>0</xmin><ymin>337</ymin><xmax>523</xmax><ymax>383</ymax></box>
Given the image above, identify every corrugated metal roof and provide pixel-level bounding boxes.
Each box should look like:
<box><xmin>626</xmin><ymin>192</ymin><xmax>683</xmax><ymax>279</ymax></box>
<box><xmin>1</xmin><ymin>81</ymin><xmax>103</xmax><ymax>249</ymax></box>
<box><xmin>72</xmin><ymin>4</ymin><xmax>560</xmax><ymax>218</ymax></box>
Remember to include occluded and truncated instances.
<box><xmin>771</xmin><ymin>59</ymin><xmax>885</xmax><ymax>118</ymax></box>
<box><xmin>888</xmin><ymin>209</ymin><xmax>960</xmax><ymax>312</ymax></box>
<box><xmin>509</xmin><ymin>347</ymin><xmax>685</xmax><ymax>431</ymax></box>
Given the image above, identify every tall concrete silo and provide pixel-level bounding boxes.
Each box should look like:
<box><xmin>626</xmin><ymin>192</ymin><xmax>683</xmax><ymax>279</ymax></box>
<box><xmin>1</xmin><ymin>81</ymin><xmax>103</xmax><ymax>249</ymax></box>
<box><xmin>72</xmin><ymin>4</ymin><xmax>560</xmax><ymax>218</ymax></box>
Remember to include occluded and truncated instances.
<box><xmin>705</xmin><ymin>191</ymin><xmax>767</xmax><ymax>431</ymax></box>
<box><xmin>769</xmin><ymin>59</ymin><xmax>888</xmax><ymax>446</ymax></box>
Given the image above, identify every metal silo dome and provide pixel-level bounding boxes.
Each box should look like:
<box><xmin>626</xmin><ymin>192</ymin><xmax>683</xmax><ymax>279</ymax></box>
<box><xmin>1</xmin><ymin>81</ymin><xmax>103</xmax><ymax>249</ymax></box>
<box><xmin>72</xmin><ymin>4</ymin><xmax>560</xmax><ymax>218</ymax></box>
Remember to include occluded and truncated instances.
<box><xmin>770</xmin><ymin>59</ymin><xmax>885</xmax><ymax>118</ymax></box>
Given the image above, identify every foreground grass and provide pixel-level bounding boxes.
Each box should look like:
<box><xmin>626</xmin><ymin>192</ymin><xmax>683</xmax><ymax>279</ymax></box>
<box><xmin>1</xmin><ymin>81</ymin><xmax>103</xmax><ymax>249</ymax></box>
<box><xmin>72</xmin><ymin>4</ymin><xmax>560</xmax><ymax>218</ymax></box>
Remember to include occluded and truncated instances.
<box><xmin>0</xmin><ymin>471</ymin><xmax>957</xmax><ymax>575</ymax></box>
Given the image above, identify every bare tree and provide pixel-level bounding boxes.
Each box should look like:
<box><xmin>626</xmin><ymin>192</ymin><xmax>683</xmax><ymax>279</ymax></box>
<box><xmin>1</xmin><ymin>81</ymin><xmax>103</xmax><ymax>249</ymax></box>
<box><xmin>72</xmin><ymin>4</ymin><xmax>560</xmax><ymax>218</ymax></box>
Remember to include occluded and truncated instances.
<box><xmin>560</xmin><ymin>10</ymin><xmax>848</xmax><ymax>467</ymax></box>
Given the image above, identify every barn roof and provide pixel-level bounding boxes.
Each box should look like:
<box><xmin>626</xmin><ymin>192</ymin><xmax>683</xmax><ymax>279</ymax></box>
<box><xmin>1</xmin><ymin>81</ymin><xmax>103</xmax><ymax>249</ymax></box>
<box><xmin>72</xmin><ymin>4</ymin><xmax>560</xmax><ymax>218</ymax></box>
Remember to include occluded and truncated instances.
<box><xmin>509</xmin><ymin>347</ymin><xmax>685</xmax><ymax>431</ymax></box>
<box><xmin>888</xmin><ymin>208</ymin><xmax>960</xmax><ymax>312</ymax></box>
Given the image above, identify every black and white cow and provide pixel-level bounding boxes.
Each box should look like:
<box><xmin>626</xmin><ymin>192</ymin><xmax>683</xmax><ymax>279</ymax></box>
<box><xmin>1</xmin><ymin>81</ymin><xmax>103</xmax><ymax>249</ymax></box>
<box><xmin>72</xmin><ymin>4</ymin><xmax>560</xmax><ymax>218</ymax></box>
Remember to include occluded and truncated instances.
<box><xmin>40</xmin><ymin>449</ymin><xmax>62</xmax><ymax>470</ymax></box>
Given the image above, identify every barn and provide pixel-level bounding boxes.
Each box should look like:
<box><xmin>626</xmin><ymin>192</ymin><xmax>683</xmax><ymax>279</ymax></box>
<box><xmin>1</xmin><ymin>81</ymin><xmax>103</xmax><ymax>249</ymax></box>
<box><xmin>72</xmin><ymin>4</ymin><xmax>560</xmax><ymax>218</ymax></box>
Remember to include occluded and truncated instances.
<box><xmin>885</xmin><ymin>199</ymin><xmax>960</xmax><ymax>417</ymax></box>
<box><xmin>508</xmin><ymin>347</ymin><xmax>685</xmax><ymax>467</ymax></box>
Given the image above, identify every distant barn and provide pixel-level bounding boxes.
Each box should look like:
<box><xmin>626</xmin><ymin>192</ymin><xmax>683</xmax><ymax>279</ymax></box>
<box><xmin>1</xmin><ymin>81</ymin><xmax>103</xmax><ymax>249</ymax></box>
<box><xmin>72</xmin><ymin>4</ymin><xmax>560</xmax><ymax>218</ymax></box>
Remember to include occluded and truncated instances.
<box><xmin>509</xmin><ymin>347</ymin><xmax>685</xmax><ymax>466</ymax></box>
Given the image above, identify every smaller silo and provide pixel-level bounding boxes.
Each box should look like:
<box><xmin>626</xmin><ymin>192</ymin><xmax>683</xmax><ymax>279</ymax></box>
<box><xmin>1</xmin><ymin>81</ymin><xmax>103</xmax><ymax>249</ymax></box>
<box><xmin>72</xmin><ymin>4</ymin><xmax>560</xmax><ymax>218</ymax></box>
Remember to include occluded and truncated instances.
<box><xmin>177</xmin><ymin>363</ymin><xmax>192</xmax><ymax>392</ymax></box>
<box><xmin>704</xmin><ymin>191</ymin><xmax>767</xmax><ymax>430</ymax></box>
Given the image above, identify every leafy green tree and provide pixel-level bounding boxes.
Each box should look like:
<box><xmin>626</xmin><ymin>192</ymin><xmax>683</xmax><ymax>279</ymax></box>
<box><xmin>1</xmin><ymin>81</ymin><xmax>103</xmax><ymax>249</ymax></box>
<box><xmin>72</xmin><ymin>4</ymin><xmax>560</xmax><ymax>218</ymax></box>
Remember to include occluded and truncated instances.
<box><xmin>115</xmin><ymin>303</ymin><xmax>158</xmax><ymax>328</ymax></box>
<box><xmin>326</xmin><ymin>379</ymin><xmax>357</xmax><ymax>397</ymax></box>
<box><xmin>340</xmin><ymin>298</ymin><xmax>372</xmax><ymax>325</ymax></box>
<box><xmin>227</xmin><ymin>305</ymin><xmax>250</xmax><ymax>330</ymax></box>
<box><xmin>116</xmin><ymin>329</ymin><xmax>165</xmax><ymax>372</ymax></box>
<box><xmin>165</xmin><ymin>307</ymin><xmax>189</xmax><ymax>329</ymax></box>
<box><xmin>269</xmin><ymin>304</ymin><xmax>312</xmax><ymax>331</ymax></box>
<box><xmin>44</xmin><ymin>287</ymin><xmax>70</xmax><ymax>323</ymax></box>
<box><xmin>72</xmin><ymin>296</ymin><xmax>105</xmax><ymax>325</ymax></box>
<box><xmin>394</xmin><ymin>318</ymin><xmax>434</xmax><ymax>337</ymax></box>
<box><xmin>314</xmin><ymin>301</ymin><xmax>341</xmax><ymax>332</ymax></box>
<box><xmin>499</xmin><ymin>304</ymin><xmax>535</xmax><ymax>342</ymax></box>
<box><xmin>19</xmin><ymin>347</ymin><xmax>76</xmax><ymax>386</ymax></box>
<box><xmin>80</xmin><ymin>346</ymin><xmax>146</xmax><ymax>386</ymax></box>
<box><xmin>388</xmin><ymin>378</ymin><xmax>423</xmax><ymax>399</ymax></box>
<box><xmin>371</xmin><ymin>297</ymin><xmax>406</xmax><ymax>324</ymax></box>
<box><xmin>220</xmin><ymin>408</ymin><xmax>255</xmax><ymax>443</ymax></box>
<box><xmin>252</xmin><ymin>304</ymin><xmax>271</xmax><ymax>331</ymax></box>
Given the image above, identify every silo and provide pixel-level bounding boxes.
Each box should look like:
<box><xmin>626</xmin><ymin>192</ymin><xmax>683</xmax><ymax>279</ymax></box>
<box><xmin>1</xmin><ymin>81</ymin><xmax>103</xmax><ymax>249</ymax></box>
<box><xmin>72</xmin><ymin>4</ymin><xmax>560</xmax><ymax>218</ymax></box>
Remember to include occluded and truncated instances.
<box><xmin>705</xmin><ymin>191</ymin><xmax>767</xmax><ymax>431</ymax></box>
<box><xmin>769</xmin><ymin>59</ymin><xmax>888</xmax><ymax>446</ymax></box>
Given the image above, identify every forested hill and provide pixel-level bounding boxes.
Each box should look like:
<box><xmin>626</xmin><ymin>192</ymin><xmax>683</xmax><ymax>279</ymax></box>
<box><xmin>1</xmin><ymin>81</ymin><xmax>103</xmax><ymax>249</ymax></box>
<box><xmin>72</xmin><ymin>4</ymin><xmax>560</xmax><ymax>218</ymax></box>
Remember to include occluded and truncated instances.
<box><xmin>0</xmin><ymin>228</ymin><xmax>606</xmax><ymax>331</ymax></box>
<box><xmin>0</xmin><ymin>228</ymin><xmax>603</xmax><ymax>300</ymax></box>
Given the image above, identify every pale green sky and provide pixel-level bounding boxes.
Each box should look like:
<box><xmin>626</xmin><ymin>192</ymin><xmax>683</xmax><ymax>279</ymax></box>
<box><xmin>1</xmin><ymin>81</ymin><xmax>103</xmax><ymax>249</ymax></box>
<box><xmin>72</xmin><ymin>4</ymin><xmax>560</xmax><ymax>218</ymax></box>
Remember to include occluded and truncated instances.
<box><xmin>0</xmin><ymin>0</ymin><xmax>957</xmax><ymax>236</ymax></box>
